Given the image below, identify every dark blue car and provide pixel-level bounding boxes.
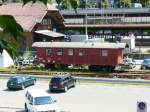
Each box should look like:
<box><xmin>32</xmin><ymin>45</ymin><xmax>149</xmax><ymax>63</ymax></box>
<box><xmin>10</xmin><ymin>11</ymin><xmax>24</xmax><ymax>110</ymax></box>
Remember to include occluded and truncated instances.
<box><xmin>7</xmin><ymin>76</ymin><xmax>36</xmax><ymax>90</ymax></box>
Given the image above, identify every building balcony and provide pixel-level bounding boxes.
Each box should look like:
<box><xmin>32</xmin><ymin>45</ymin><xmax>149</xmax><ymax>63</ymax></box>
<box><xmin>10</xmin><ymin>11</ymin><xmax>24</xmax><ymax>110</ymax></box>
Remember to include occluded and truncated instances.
<box><xmin>64</xmin><ymin>16</ymin><xmax>150</xmax><ymax>29</ymax></box>
<box><xmin>61</xmin><ymin>8</ymin><xmax>150</xmax><ymax>15</ymax></box>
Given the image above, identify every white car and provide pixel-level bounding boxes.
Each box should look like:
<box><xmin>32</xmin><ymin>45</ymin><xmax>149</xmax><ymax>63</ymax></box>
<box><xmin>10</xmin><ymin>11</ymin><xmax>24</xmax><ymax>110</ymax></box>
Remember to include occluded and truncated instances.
<box><xmin>25</xmin><ymin>89</ymin><xmax>60</xmax><ymax>112</ymax></box>
<box><xmin>123</xmin><ymin>58</ymin><xmax>136</xmax><ymax>68</ymax></box>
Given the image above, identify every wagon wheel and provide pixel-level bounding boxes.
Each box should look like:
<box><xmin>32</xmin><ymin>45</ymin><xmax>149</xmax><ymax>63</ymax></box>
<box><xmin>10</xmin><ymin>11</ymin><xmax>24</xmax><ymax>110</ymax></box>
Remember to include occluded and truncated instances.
<box><xmin>141</xmin><ymin>66</ymin><xmax>145</xmax><ymax>70</ymax></box>
<box><xmin>72</xmin><ymin>81</ymin><xmax>76</xmax><ymax>88</ymax></box>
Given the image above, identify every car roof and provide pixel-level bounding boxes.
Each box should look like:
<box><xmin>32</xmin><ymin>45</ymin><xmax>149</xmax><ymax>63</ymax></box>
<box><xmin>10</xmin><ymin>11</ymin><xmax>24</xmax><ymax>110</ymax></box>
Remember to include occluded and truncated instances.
<box><xmin>143</xmin><ymin>58</ymin><xmax>150</xmax><ymax>62</ymax></box>
<box><xmin>144</xmin><ymin>58</ymin><xmax>150</xmax><ymax>60</ymax></box>
<box><xmin>11</xmin><ymin>75</ymin><xmax>31</xmax><ymax>78</ymax></box>
<box><xmin>52</xmin><ymin>75</ymin><xmax>70</xmax><ymax>79</ymax></box>
<box><xmin>11</xmin><ymin>76</ymin><xmax>25</xmax><ymax>78</ymax></box>
<box><xmin>27</xmin><ymin>89</ymin><xmax>50</xmax><ymax>97</ymax></box>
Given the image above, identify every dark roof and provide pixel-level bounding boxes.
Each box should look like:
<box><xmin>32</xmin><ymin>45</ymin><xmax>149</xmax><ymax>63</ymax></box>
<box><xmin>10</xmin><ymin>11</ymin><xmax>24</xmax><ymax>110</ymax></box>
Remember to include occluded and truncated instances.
<box><xmin>10</xmin><ymin>76</ymin><xmax>24</xmax><ymax>78</ymax></box>
<box><xmin>51</xmin><ymin>75</ymin><xmax>70</xmax><ymax>80</ymax></box>
<box><xmin>0</xmin><ymin>3</ymin><xmax>64</xmax><ymax>32</ymax></box>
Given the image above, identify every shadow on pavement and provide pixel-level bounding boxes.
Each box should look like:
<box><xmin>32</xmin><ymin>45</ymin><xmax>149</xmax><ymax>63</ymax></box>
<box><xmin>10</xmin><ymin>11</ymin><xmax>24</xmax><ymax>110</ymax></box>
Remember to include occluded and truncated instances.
<box><xmin>3</xmin><ymin>88</ymin><xmax>22</xmax><ymax>92</ymax></box>
<box><xmin>46</xmin><ymin>89</ymin><xmax>65</xmax><ymax>94</ymax></box>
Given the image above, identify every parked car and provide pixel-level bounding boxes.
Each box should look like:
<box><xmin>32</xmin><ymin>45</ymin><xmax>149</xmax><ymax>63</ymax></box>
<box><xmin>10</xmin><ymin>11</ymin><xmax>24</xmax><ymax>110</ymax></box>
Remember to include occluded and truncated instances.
<box><xmin>123</xmin><ymin>57</ymin><xmax>136</xmax><ymax>68</ymax></box>
<box><xmin>25</xmin><ymin>89</ymin><xmax>60</xmax><ymax>112</ymax></box>
<box><xmin>141</xmin><ymin>58</ymin><xmax>150</xmax><ymax>69</ymax></box>
<box><xmin>7</xmin><ymin>76</ymin><xmax>36</xmax><ymax>90</ymax></box>
<box><xmin>22</xmin><ymin>56</ymin><xmax>36</xmax><ymax>65</ymax></box>
<box><xmin>15</xmin><ymin>56</ymin><xmax>24</xmax><ymax>65</ymax></box>
<box><xmin>49</xmin><ymin>74</ymin><xmax>76</xmax><ymax>92</ymax></box>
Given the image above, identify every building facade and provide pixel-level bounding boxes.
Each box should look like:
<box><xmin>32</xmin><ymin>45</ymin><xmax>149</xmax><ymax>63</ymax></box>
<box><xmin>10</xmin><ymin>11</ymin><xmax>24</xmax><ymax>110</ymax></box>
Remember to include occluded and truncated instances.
<box><xmin>60</xmin><ymin>8</ymin><xmax>150</xmax><ymax>46</ymax></box>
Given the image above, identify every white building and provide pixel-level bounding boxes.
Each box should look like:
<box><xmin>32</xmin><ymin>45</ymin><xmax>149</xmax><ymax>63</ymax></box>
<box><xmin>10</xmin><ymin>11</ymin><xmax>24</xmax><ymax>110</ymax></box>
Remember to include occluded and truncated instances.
<box><xmin>0</xmin><ymin>50</ymin><xmax>14</xmax><ymax>68</ymax></box>
<box><xmin>121</xmin><ymin>34</ymin><xmax>135</xmax><ymax>53</ymax></box>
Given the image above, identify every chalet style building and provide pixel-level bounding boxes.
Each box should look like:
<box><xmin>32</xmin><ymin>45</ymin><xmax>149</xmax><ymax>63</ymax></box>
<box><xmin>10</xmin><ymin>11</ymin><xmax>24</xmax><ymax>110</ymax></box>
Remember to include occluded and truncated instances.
<box><xmin>0</xmin><ymin>2</ymin><xmax>65</xmax><ymax>54</ymax></box>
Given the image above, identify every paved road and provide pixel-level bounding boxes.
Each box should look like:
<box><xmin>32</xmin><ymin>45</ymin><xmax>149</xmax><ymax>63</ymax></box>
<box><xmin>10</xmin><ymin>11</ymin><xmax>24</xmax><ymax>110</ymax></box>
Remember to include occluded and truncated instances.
<box><xmin>0</xmin><ymin>79</ymin><xmax>150</xmax><ymax>112</ymax></box>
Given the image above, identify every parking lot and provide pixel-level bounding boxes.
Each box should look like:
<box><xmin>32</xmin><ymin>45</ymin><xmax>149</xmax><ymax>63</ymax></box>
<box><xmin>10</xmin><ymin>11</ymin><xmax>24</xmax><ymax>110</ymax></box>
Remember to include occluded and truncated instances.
<box><xmin>1</xmin><ymin>78</ymin><xmax>150</xmax><ymax>112</ymax></box>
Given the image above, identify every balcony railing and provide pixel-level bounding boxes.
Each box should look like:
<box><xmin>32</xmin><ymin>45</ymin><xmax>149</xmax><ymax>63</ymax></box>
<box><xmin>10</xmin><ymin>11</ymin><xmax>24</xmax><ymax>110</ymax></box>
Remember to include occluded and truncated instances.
<box><xmin>64</xmin><ymin>16</ymin><xmax>150</xmax><ymax>25</ymax></box>
<box><xmin>61</xmin><ymin>8</ymin><xmax>150</xmax><ymax>15</ymax></box>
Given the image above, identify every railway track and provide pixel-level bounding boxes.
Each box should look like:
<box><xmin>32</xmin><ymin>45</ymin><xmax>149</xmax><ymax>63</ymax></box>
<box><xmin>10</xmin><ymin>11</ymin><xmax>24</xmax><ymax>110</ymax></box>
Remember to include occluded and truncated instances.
<box><xmin>0</xmin><ymin>70</ymin><xmax>150</xmax><ymax>79</ymax></box>
<box><xmin>111</xmin><ymin>71</ymin><xmax>150</xmax><ymax>79</ymax></box>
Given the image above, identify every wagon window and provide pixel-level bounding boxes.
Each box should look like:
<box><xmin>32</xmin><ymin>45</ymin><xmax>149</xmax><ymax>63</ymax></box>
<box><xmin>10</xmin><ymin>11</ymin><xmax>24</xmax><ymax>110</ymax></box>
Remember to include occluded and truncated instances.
<box><xmin>46</xmin><ymin>48</ymin><xmax>51</xmax><ymax>56</ymax></box>
<box><xmin>56</xmin><ymin>48</ymin><xmax>63</xmax><ymax>56</ymax></box>
<box><xmin>101</xmin><ymin>50</ymin><xmax>108</xmax><ymax>56</ymax></box>
<box><xmin>68</xmin><ymin>49</ymin><xmax>73</xmax><ymax>56</ymax></box>
<box><xmin>79</xmin><ymin>49</ymin><xmax>84</xmax><ymax>56</ymax></box>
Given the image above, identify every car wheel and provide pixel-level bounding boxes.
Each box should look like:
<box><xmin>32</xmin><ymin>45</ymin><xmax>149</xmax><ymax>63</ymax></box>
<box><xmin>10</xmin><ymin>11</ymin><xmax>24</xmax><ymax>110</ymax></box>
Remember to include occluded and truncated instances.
<box><xmin>72</xmin><ymin>82</ymin><xmax>76</xmax><ymax>88</ymax></box>
<box><xmin>141</xmin><ymin>66</ymin><xmax>145</xmax><ymax>70</ymax></box>
<box><xmin>50</xmin><ymin>89</ymin><xmax>54</xmax><ymax>92</ymax></box>
<box><xmin>21</xmin><ymin>84</ymin><xmax>25</xmax><ymax>90</ymax></box>
<box><xmin>25</xmin><ymin>103</ymin><xmax>28</xmax><ymax>112</ymax></box>
<box><xmin>64</xmin><ymin>86</ymin><xmax>68</xmax><ymax>92</ymax></box>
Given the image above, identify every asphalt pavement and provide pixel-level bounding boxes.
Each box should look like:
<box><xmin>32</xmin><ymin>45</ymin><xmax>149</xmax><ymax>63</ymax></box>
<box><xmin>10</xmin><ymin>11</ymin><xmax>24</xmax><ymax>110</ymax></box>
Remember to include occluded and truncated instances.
<box><xmin>1</xmin><ymin>79</ymin><xmax>150</xmax><ymax>112</ymax></box>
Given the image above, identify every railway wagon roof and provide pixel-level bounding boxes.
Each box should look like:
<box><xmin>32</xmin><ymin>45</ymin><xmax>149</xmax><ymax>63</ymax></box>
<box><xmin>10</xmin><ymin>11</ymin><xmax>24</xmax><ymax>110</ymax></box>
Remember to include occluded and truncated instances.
<box><xmin>32</xmin><ymin>42</ymin><xmax>126</xmax><ymax>49</ymax></box>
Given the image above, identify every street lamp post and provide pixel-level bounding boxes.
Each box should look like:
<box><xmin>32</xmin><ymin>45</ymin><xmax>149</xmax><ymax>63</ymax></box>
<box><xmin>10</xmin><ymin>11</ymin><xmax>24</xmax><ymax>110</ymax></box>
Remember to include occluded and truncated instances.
<box><xmin>85</xmin><ymin>0</ymin><xmax>88</xmax><ymax>40</ymax></box>
<box><xmin>93</xmin><ymin>2</ymin><xmax>96</xmax><ymax>24</ymax></box>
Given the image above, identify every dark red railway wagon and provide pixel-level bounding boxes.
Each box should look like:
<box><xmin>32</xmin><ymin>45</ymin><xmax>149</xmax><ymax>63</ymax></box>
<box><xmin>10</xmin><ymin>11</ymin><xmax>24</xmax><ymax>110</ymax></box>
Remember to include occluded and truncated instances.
<box><xmin>32</xmin><ymin>42</ymin><xmax>126</xmax><ymax>71</ymax></box>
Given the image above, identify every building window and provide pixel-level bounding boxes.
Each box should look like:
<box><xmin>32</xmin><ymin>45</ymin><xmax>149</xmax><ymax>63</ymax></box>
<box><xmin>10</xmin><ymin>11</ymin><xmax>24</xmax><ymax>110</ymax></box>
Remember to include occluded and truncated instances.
<box><xmin>46</xmin><ymin>48</ymin><xmax>51</xmax><ymax>56</ymax></box>
<box><xmin>42</xmin><ymin>38</ymin><xmax>46</xmax><ymax>42</ymax></box>
<box><xmin>79</xmin><ymin>49</ymin><xmax>84</xmax><ymax>56</ymax></box>
<box><xmin>68</xmin><ymin>49</ymin><xmax>73</xmax><ymax>56</ymax></box>
<box><xmin>41</xmin><ymin>18</ymin><xmax>51</xmax><ymax>25</ymax></box>
<box><xmin>101</xmin><ymin>50</ymin><xmax>108</xmax><ymax>56</ymax></box>
<box><xmin>56</xmin><ymin>48</ymin><xmax>62</xmax><ymax>56</ymax></box>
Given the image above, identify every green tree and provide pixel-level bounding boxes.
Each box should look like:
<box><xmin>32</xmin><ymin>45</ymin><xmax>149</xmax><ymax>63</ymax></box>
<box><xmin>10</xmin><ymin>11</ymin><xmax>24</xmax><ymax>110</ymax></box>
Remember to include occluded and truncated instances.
<box><xmin>114</xmin><ymin>0</ymin><xmax>131</xmax><ymax>8</ymax></box>
<box><xmin>139</xmin><ymin>0</ymin><xmax>150</xmax><ymax>7</ymax></box>
<box><xmin>78</xmin><ymin>0</ymin><xmax>90</xmax><ymax>9</ymax></box>
<box><xmin>0</xmin><ymin>15</ymin><xmax>23</xmax><ymax>59</ymax></box>
<box><xmin>100</xmin><ymin>0</ymin><xmax>110</xmax><ymax>9</ymax></box>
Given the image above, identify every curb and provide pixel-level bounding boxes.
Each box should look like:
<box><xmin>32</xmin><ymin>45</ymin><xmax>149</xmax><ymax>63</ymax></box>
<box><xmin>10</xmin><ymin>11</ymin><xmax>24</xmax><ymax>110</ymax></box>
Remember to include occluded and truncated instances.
<box><xmin>0</xmin><ymin>73</ymin><xmax>150</xmax><ymax>85</ymax></box>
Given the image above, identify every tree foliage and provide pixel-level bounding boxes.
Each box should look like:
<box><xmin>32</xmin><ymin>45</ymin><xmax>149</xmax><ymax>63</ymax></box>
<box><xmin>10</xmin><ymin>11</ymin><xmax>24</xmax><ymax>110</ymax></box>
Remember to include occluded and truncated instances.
<box><xmin>139</xmin><ymin>0</ymin><xmax>150</xmax><ymax>7</ymax></box>
<box><xmin>98</xmin><ymin>0</ymin><xmax>110</xmax><ymax>9</ymax></box>
<box><xmin>0</xmin><ymin>15</ymin><xmax>23</xmax><ymax>59</ymax></box>
<box><xmin>114</xmin><ymin>0</ymin><xmax>131</xmax><ymax>8</ymax></box>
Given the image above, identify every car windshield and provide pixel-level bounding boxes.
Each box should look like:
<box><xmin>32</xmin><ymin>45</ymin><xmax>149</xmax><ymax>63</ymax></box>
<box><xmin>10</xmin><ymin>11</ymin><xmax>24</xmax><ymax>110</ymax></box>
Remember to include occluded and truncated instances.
<box><xmin>51</xmin><ymin>78</ymin><xmax>62</xmax><ymax>83</ymax></box>
<box><xmin>34</xmin><ymin>96</ymin><xmax>54</xmax><ymax>105</ymax></box>
<box><xmin>9</xmin><ymin>77</ymin><xmax>23</xmax><ymax>83</ymax></box>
